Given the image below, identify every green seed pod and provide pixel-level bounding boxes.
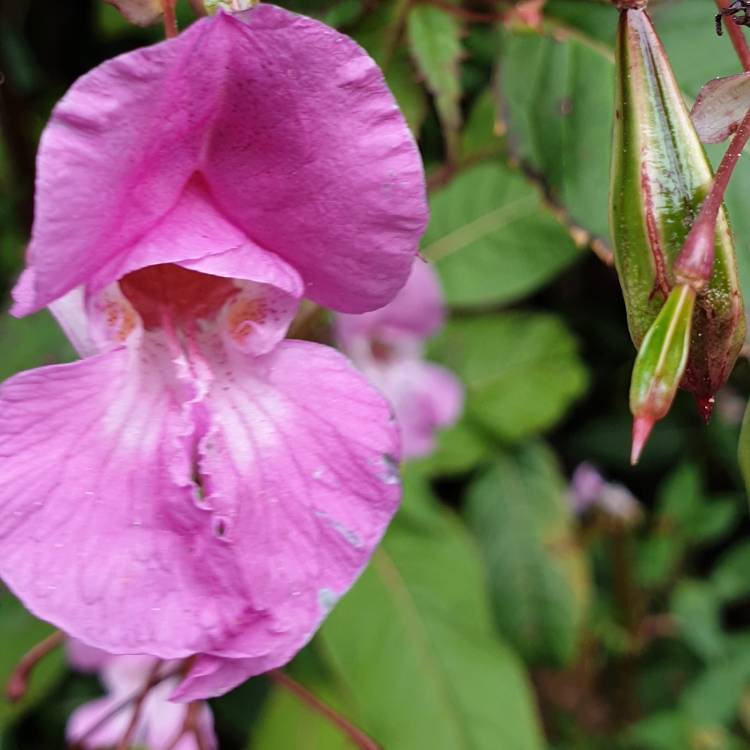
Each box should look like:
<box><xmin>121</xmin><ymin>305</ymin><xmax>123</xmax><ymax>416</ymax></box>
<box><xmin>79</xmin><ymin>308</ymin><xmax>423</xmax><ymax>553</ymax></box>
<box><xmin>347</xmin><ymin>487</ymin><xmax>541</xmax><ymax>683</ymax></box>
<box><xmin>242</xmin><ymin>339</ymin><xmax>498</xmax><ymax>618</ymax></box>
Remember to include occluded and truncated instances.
<box><xmin>610</xmin><ymin>8</ymin><xmax>745</xmax><ymax>416</ymax></box>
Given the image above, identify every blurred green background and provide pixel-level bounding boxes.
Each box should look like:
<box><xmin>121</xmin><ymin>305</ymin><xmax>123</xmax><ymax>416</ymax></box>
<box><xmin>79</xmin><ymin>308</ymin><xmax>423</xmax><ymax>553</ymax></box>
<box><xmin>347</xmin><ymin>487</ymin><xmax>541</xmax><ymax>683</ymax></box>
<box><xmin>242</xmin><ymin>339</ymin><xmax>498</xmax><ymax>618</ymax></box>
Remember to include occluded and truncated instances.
<box><xmin>4</xmin><ymin>0</ymin><xmax>750</xmax><ymax>748</ymax></box>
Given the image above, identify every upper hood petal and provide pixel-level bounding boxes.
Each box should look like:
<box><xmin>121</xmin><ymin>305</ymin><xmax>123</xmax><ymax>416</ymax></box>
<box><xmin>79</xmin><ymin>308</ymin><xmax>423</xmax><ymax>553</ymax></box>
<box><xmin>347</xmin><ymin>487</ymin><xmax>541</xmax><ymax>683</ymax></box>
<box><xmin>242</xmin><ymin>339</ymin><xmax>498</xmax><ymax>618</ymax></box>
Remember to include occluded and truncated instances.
<box><xmin>21</xmin><ymin>6</ymin><xmax>427</xmax><ymax>316</ymax></box>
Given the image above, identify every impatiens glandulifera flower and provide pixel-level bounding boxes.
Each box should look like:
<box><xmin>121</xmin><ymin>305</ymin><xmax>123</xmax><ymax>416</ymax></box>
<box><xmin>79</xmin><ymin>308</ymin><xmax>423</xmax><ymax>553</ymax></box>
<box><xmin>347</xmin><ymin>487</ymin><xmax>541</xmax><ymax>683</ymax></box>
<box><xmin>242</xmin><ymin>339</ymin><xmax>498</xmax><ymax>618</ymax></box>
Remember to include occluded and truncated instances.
<box><xmin>0</xmin><ymin>6</ymin><xmax>427</xmax><ymax>701</ymax></box>
<box><xmin>66</xmin><ymin>641</ymin><xmax>217</xmax><ymax>749</ymax></box>
<box><xmin>610</xmin><ymin>8</ymin><xmax>745</xmax><ymax>458</ymax></box>
<box><xmin>334</xmin><ymin>260</ymin><xmax>463</xmax><ymax>460</ymax></box>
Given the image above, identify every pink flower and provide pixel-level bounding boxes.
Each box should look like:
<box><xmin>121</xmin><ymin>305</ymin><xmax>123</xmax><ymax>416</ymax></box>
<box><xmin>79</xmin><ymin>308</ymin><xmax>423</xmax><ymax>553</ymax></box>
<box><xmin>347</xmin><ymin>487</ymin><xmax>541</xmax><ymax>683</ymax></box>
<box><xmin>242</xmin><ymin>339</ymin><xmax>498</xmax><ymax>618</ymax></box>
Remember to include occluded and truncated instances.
<box><xmin>335</xmin><ymin>260</ymin><xmax>463</xmax><ymax>459</ymax></box>
<box><xmin>66</xmin><ymin>641</ymin><xmax>217</xmax><ymax>750</ymax></box>
<box><xmin>0</xmin><ymin>6</ymin><xmax>426</xmax><ymax>700</ymax></box>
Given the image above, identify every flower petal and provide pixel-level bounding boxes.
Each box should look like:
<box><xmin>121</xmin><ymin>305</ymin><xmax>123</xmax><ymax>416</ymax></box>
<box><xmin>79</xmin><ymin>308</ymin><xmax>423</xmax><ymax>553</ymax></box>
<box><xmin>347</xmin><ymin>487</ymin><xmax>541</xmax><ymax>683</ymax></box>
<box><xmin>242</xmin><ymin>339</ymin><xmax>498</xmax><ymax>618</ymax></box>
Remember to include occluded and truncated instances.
<box><xmin>0</xmin><ymin>338</ymin><xmax>400</xmax><ymax>678</ymax></box>
<box><xmin>22</xmin><ymin>6</ymin><xmax>426</xmax><ymax>315</ymax></box>
<box><xmin>0</xmin><ymin>347</ymin><xmax>253</xmax><ymax>657</ymax></box>
<box><xmin>335</xmin><ymin>259</ymin><xmax>444</xmax><ymax>346</ymax></box>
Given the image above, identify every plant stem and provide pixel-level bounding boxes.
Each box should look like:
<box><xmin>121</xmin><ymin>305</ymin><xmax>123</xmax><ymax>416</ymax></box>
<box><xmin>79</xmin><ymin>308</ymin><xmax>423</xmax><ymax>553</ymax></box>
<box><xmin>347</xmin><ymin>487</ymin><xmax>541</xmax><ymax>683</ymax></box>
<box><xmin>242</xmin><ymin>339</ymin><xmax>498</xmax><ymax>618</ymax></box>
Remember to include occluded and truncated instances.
<box><xmin>715</xmin><ymin>0</ymin><xmax>750</xmax><ymax>71</ymax></box>
<box><xmin>161</xmin><ymin>0</ymin><xmax>178</xmax><ymax>38</ymax></box>
<box><xmin>269</xmin><ymin>670</ymin><xmax>381</xmax><ymax>750</ymax></box>
<box><xmin>6</xmin><ymin>631</ymin><xmax>65</xmax><ymax>702</ymax></box>
<box><xmin>675</xmin><ymin>104</ymin><xmax>750</xmax><ymax>287</ymax></box>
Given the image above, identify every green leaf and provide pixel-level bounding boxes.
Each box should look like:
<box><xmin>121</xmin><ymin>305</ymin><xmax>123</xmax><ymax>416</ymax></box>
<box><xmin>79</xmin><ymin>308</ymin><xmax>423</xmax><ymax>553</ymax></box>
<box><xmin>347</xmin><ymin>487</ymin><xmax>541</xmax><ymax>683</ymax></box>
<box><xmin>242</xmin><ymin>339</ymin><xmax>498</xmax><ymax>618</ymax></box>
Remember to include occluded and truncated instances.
<box><xmin>429</xmin><ymin>312</ymin><xmax>588</xmax><ymax>442</ymax></box>
<box><xmin>498</xmin><ymin>28</ymin><xmax>613</xmax><ymax>239</ymax></box>
<box><xmin>0</xmin><ymin>311</ymin><xmax>75</xmax><ymax>381</ymax></box>
<box><xmin>408</xmin><ymin>417</ymin><xmax>491</xmax><ymax>477</ymax></box>
<box><xmin>712</xmin><ymin>541</ymin><xmax>750</xmax><ymax>602</ymax></box>
<box><xmin>0</xmin><ymin>595</ymin><xmax>66</xmax><ymax>731</ymax></box>
<box><xmin>407</xmin><ymin>5</ymin><xmax>463</xmax><ymax>156</ymax></box>
<box><xmin>465</xmin><ymin>442</ymin><xmax>589</xmax><ymax>665</ymax></box>
<box><xmin>627</xmin><ymin>712</ymin><xmax>692</xmax><ymax>750</ymax></box>
<box><xmin>350</xmin><ymin>0</ymin><xmax>427</xmax><ymax>137</ymax></box>
<box><xmin>670</xmin><ymin>580</ymin><xmax>725</xmax><ymax>662</ymax></box>
<box><xmin>681</xmin><ymin>646</ymin><xmax>750</xmax><ymax>727</ymax></box>
<box><xmin>739</xmin><ymin>398</ymin><xmax>750</xmax><ymax>499</ymax></box>
<box><xmin>250</xmin><ymin>684</ymin><xmax>352</xmax><ymax>750</ymax></box>
<box><xmin>250</xmin><ymin>650</ymin><xmax>353</xmax><ymax>750</ymax></box>
<box><xmin>460</xmin><ymin>88</ymin><xmax>504</xmax><ymax>161</ymax></box>
<box><xmin>423</xmin><ymin>162</ymin><xmax>581</xmax><ymax>307</ymax></box>
<box><xmin>317</xmin><ymin>477</ymin><xmax>544</xmax><ymax>750</ymax></box>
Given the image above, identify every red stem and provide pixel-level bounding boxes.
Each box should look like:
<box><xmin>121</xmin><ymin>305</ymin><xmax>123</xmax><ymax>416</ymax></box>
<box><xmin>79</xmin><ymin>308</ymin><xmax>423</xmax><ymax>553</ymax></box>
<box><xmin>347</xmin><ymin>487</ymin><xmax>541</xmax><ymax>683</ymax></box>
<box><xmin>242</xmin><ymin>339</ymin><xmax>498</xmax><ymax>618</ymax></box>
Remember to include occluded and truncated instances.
<box><xmin>6</xmin><ymin>631</ymin><xmax>65</xmax><ymax>703</ymax></box>
<box><xmin>161</xmin><ymin>0</ymin><xmax>178</xmax><ymax>38</ymax></box>
<box><xmin>269</xmin><ymin>670</ymin><xmax>381</xmax><ymax>750</ymax></box>
<box><xmin>715</xmin><ymin>0</ymin><xmax>750</xmax><ymax>72</ymax></box>
<box><xmin>675</xmin><ymin>105</ymin><xmax>750</xmax><ymax>287</ymax></box>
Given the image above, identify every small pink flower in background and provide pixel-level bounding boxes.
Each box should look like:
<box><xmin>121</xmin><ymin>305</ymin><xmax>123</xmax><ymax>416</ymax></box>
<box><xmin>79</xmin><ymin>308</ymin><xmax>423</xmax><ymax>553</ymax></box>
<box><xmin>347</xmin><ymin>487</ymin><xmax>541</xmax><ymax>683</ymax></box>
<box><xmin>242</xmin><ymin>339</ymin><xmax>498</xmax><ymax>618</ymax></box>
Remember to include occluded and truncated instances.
<box><xmin>0</xmin><ymin>6</ymin><xmax>426</xmax><ymax>700</ymax></box>
<box><xmin>66</xmin><ymin>641</ymin><xmax>217</xmax><ymax>750</ymax></box>
<box><xmin>569</xmin><ymin>463</ymin><xmax>642</xmax><ymax>523</ymax></box>
<box><xmin>335</xmin><ymin>260</ymin><xmax>463</xmax><ymax>459</ymax></box>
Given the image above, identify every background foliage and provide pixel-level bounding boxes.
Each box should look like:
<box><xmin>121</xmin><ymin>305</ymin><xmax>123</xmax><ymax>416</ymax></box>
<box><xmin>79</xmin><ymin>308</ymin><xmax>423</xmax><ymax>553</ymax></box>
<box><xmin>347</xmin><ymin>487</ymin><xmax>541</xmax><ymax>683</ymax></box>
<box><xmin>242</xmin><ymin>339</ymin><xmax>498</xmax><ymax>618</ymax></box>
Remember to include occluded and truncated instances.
<box><xmin>3</xmin><ymin>0</ymin><xmax>750</xmax><ymax>747</ymax></box>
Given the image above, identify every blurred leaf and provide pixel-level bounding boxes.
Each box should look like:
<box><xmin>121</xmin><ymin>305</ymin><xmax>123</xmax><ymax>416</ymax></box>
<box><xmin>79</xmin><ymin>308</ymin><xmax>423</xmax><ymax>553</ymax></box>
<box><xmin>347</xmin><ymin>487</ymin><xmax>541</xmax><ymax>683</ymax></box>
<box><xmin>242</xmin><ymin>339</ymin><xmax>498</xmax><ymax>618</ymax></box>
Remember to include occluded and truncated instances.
<box><xmin>460</xmin><ymin>87</ymin><xmax>504</xmax><ymax>161</ymax></box>
<box><xmin>350</xmin><ymin>0</ymin><xmax>427</xmax><ymax>136</ymax></box>
<box><xmin>671</xmin><ymin>580</ymin><xmax>725</xmax><ymax>662</ymax></box>
<box><xmin>318</xmin><ymin>476</ymin><xmax>544</xmax><ymax>750</ymax></box>
<box><xmin>0</xmin><ymin>311</ymin><xmax>75</xmax><ymax>381</ymax></box>
<box><xmin>424</xmin><ymin>162</ymin><xmax>581</xmax><ymax>306</ymax></box>
<box><xmin>408</xmin><ymin>416</ymin><xmax>491</xmax><ymax>477</ymax></box>
<box><xmin>739</xmin><ymin>398</ymin><xmax>750</xmax><ymax>499</ymax></box>
<box><xmin>636</xmin><ymin>534</ymin><xmax>682</xmax><ymax>590</ymax></box>
<box><xmin>681</xmin><ymin>645</ymin><xmax>750</xmax><ymax>726</ymax></box>
<box><xmin>407</xmin><ymin>4</ymin><xmax>463</xmax><ymax>156</ymax></box>
<box><xmin>0</xmin><ymin>595</ymin><xmax>65</xmax><ymax>731</ymax></box>
<box><xmin>626</xmin><ymin>712</ymin><xmax>692</xmax><ymax>750</ymax></box>
<box><xmin>712</xmin><ymin>541</ymin><xmax>750</xmax><ymax>602</ymax></box>
<box><xmin>465</xmin><ymin>442</ymin><xmax>589</xmax><ymax>666</ymax></box>
<box><xmin>250</xmin><ymin>649</ymin><xmax>352</xmax><ymax>750</ymax></box>
<box><xmin>499</xmin><ymin>27</ymin><xmax>613</xmax><ymax>239</ymax></box>
<box><xmin>250</xmin><ymin>684</ymin><xmax>352</xmax><ymax>750</ymax></box>
<box><xmin>430</xmin><ymin>312</ymin><xmax>588</xmax><ymax>442</ymax></box>
<box><xmin>383</xmin><ymin>52</ymin><xmax>428</xmax><ymax>137</ymax></box>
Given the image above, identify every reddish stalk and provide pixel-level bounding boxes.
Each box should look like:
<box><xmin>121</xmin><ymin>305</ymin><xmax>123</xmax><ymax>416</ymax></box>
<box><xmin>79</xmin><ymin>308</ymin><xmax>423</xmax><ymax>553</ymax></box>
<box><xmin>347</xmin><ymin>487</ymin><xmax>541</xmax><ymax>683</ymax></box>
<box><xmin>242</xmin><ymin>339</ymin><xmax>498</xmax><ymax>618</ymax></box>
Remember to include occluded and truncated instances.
<box><xmin>6</xmin><ymin>631</ymin><xmax>65</xmax><ymax>703</ymax></box>
<box><xmin>161</xmin><ymin>0</ymin><xmax>179</xmax><ymax>38</ymax></box>
<box><xmin>674</xmin><ymin>104</ymin><xmax>750</xmax><ymax>287</ymax></box>
<box><xmin>114</xmin><ymin>661</ymin><xmax>164</xmax><ymax>750</ymax></box>
<box><xmin>269</xmin><ymin>670</ymin><xmax>381</xmax><ymax>750</ymax></box>
<box><xmin>715</xmin><ymin>0</ymin><xmax>750</xmax><ymax>72</ymax></box>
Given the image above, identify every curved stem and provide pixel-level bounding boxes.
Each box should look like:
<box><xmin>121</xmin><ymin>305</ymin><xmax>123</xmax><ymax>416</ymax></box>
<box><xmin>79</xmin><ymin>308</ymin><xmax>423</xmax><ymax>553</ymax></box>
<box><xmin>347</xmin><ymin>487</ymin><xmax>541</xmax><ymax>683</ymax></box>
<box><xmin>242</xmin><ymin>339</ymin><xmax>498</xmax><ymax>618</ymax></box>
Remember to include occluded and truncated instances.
<box><xmin>6</xmin><ymin>631</ymin><xmax>65</xmax><ymax>703</ymax></box>
<box><xmin>675</xmin><ymin>104</ymin><xmax>750</xmax><ymax>286</ymax></box>
<box><xmin>269</xmin><ymin>670</ymin><xmax>381</xmax><ymax>750</ymax></box>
